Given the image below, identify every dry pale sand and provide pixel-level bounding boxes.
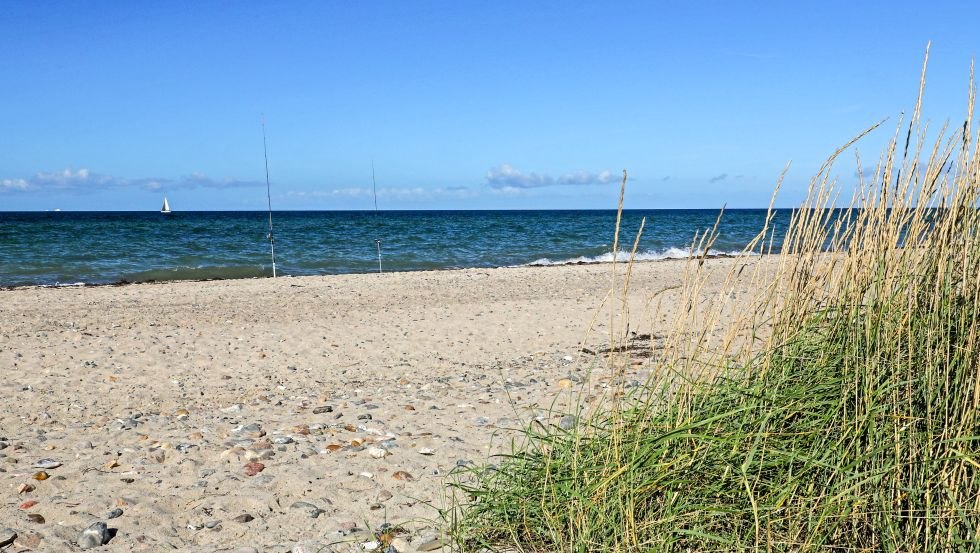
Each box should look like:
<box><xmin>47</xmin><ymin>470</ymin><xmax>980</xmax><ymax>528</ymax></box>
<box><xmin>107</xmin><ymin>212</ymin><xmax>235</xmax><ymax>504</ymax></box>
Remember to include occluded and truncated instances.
<box><xmin>0</xmin><ymin>258</ymin><xmax>751</xmax><ymax>552</ymax></box>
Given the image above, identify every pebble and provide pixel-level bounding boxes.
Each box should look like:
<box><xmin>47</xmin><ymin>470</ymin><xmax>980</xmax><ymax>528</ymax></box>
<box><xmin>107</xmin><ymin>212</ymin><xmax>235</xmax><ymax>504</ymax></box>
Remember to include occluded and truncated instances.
<box><xmin>368</xmin><ymin>447</ymin><xmax>389</xmax><ymax>459</ymax></box>
<box><xmin>27</xmin><ymin>513</ymin><xmax>45</xmax><ymax>524</ymax></box>
<box><xmin>243</xmin><ymin>461</ymin><xmax>265</xmax><ymax>476</ymax></box>
<box><xmin>417</xmin><ymin>447</ymin><xmax>435</xmax><ymax>455</ymax></box>
<box><xmin>77</xmin><ymin>521</ymin><xmax>111</xmax><ymax>549</ymax></box>
<box><xmin>415</xmin><ymin>537</ymin><xmax>447</xmax><ymax>551</ymax></box>
<box><xmin>358</xmin><ymin>413</ymin><xmax>373</xmax><ymax>420</ymax></box>
<box><xmin>289</xmin><ymin>501</ymin><xmax>324</xmax><ymax>518</ymax></box>
<box><xmin>559</xmin><ymin>414</ymin><xmax>576</xmax><ymax>430</ymax></box>
<box><xmin>273</xmin><ymin>436</ymin><xmax>294</xmax><ymax>445</ymax></box>
<box><xmin>391</xmin><ymin>470</ymin><xmax>415</xmax><ymax>481</ymax></box>
<box><xmin>106</xmin><ymin>508</ymin><xmax>123</xmax><ymax>519</ymax></box>
<box><xmin>33</xmin><ymin>458</ymin><xmax>62</xmax><ymax>469</ymax></box>
<box><xmin>389</xmin><ymin>537</ymin><xmax>410</xmax><ymax>552</ymax></box>
<box><xmin>312</xmin><ymin>405</ymin><xmax>333</xmax><ymax>414</ymax></box>
<box><xmin>232</xmin><ymin>513</ymin><xmax>255</xmax><ymax>523</ymax></box>
<box><xmin>32</xmin><ymin>471</ymin><xmax>49</xmax><ymax>480</ymax></box>
<box><xmin>19</xmin><ymin>499</ymin><xmax>38</xmax><ymax>509</ymax></box>
<box><xmin>0</xmin><ymin>528</ymin><xmax>16</xmax><ymax>548</ymax></box>
<box><xmin>17</xmin><ymin>482</ymin><xmax>35</xmax><ymax>494</ymax></box>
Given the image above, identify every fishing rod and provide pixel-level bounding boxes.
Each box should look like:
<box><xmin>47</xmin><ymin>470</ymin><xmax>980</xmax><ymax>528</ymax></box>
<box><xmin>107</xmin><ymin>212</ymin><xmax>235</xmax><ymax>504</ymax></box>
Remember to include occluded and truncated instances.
<box><xmin>371</xmin><ymin>160</ymin><xmax>383</xmax><ymax>273</ymax></box>
<box><xmin>262</xmin><ymin>117</ymin><xmax>277</xmax><ymax>278</ymax></box>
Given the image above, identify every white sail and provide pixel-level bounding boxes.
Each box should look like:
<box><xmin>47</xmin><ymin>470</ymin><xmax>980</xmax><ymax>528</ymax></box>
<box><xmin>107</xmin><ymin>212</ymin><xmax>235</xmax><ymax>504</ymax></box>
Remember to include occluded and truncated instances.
<box><xmin>161</xmin><ymin>197</ymin><xmax>171</xmax><ymax>213</ymax></box>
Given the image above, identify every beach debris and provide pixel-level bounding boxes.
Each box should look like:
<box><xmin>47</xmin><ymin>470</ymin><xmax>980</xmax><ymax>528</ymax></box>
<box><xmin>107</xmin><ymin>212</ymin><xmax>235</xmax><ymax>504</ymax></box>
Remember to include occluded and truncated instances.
<box><xmin>243</xmin><ymin>461</ymin><xmax>265</xmax><ymax>476</ymax></box>
<box><xmin>19</xmin><ymin>499</ymin><xmax>38</xmax><ymax>509</ymax></box>
<box><xmin>0</xmin><ymin>528</ymin><xmax>16</xmax><ymax>548</ymax></box>
<box><xmin>26</xmin><ymin>513</ymin><xmax>45</xmax><ymax>524</ymax></box>
<box><xmin>77</xmin><ymin>521</ymin><xmax>111</xmax><ymax>549</ymax></box>
<box><xmin>417</xmin><ymin>447</ymin><xmax>435</xmax><ymax>455</ymax></box>
<box><xmin>32</xmin><ymin>458</ymin><xmax>61</xmax><ymax>469</ymax></box>
<box><xmin>32</xmin><ymin>471</ymin><xmax>49</xmax><ymax>480</ymax></box>
<box><xmin>106</xmin><ymin>508</ymin><xmax>123</xmax><ymax>519</ymax></box>
<box><xmin>17</xmin><ymin>482</ymin><xmax>35</xmax><ymax>494</ymax></box>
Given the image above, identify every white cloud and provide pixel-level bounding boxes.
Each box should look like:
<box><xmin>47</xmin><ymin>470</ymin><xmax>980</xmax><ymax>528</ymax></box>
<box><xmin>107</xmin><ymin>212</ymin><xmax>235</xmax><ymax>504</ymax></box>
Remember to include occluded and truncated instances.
<box><xmin>1</xmin><ymin>178</ymin><xmax>30</xmax><ymax>191</ymax></box>
<box><xmin>0</xmin><ymin>168</ymin><xmax>263</xmax><ymax>193</ymax></box>
<box><xmin>486</xmin><ymin>164</ymin><xmax>617</xmax><ymax>189</ymax></box>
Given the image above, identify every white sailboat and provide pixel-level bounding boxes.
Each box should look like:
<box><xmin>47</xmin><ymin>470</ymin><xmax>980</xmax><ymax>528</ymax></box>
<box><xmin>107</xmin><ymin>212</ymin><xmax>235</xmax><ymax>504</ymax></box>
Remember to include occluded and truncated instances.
<box><xmin>161</xmin><ymin>196</ymin><xmax>172</xmax><ymax>214</ymax></box>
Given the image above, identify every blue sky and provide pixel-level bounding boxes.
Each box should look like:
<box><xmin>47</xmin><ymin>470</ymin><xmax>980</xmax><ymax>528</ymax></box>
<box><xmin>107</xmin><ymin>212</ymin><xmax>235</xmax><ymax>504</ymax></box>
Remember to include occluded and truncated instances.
<box><xmin>1</xmin><ymin>1</ymin><xmax>977</xmax><ymax>211</ymax></box>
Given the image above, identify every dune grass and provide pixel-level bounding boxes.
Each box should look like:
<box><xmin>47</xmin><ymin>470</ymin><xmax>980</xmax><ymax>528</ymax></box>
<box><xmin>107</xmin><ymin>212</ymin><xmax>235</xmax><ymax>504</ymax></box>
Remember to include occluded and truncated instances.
<box><xmin>451</xmin><ymin>49</ymin><xmax>980</xmax><ymax>551</ymax></box>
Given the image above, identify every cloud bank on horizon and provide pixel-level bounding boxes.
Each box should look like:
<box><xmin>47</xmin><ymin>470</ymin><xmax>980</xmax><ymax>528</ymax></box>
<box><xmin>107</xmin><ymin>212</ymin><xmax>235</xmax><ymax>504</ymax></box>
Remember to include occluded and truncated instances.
<box><xmin>1</xmin><ymin>168</ymin><xmax>264</xmax><ymax>193</ymax></box>
<box><xmin>485</xmin><ymin>164</ymin><xmax>618</xmax><ymax>189</ymax></box>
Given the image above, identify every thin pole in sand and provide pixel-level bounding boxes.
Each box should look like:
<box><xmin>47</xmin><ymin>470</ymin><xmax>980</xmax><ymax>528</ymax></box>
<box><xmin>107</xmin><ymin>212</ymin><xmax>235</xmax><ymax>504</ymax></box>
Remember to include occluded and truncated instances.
<box><xmin>262</xmin><ymin>116</ymin><xmax>277</xmax><ymax>278</ymax></box>
<box><xmin>371</xmin><ymin>159</ymin><xmax>383</xmax><ymax>274</ymax></box>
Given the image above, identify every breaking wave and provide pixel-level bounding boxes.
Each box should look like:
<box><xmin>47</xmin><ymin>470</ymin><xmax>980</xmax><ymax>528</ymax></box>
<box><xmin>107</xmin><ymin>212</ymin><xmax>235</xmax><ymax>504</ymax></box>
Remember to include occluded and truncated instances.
<box><xmin>526</xmin><ymin>247</ymin><xmax>747</xmax><ymax>266</ymax></box>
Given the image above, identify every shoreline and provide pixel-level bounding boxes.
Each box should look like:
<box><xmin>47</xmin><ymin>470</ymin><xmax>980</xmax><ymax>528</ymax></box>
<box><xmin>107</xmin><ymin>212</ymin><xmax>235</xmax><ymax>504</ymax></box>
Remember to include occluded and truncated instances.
<box><xmin>0</xmin><ymin>252</ymin><xmax>749</xmax><ymax>292</ymax></box>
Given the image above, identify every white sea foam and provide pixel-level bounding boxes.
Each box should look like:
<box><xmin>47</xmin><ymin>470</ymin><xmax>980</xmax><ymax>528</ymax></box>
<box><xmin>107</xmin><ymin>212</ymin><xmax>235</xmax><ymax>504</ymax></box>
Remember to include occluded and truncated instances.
<box><xmin>526</xmin><ymin>247</ymin><xmax>748</xmax><ymax>266</ymax></box>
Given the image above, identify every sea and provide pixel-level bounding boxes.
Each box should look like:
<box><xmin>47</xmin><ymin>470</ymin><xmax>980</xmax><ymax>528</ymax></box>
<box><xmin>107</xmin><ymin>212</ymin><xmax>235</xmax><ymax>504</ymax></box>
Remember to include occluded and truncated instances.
<box><xmin>0</xmin><ymin>209</ymin><xmax>796</xmax><ymax>287</ymax></box>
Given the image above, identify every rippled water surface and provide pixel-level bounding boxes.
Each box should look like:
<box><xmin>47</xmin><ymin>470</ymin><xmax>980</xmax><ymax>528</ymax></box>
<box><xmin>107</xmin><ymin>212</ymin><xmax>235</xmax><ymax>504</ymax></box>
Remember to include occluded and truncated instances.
<box><xmin>0</xmin><ymin>209</ymin><xmax>797</xmax><ymax>286</ymax></box>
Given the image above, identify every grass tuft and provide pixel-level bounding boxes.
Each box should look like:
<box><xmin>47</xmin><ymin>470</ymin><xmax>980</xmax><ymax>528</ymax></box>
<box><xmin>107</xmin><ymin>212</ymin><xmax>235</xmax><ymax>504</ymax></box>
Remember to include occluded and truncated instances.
<box><xmin>452</xmin><ymin>48</ymin><xmax>980</xmax><ymax>552</ymax></box>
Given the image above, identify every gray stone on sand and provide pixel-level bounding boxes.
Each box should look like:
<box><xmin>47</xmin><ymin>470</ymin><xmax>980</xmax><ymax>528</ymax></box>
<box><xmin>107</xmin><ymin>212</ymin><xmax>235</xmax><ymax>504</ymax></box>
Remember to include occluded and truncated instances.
<box><xmin>77</xmin><ymin>521</ymin><xmax>111</xmax><ymax>549</ymax></box>
<box><xmin>559</xmin><ymin>414</ymin><xmax>576</xmax><ymax>430</ymax></box>
<box><xmin>106</xmin><ymin>508</ymin><xmax>123</xmax><ymax>519</ymax></box>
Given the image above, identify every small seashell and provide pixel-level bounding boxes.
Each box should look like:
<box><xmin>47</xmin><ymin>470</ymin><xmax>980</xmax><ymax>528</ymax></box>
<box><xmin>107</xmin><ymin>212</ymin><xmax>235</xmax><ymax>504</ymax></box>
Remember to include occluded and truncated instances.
<box><xmin>32</xmin><ymin>471</ymin><xmax>49</xmax><ymax>481</ymax></box>
<box><xmin>32</xmin><ymin>459</ymin><xmax>61</xmax><ymax>470</ymax></box>
<box><xmin>19</xmin><ymin>500</ymin><xmax>38</xmax><ymax>510</ymax></box>
<box><xmin>392</xmin><ymin>470</ymin><xmax>415</xmax><ymax>481</ymax></box>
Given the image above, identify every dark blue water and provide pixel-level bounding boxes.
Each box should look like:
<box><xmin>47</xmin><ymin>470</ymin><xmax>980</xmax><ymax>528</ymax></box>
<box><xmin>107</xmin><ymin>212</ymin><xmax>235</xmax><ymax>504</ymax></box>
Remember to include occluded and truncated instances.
<box><xmin>0</xmin><ymin>209</ymin><xmax>795</xmax><ymax>287</ymax></box>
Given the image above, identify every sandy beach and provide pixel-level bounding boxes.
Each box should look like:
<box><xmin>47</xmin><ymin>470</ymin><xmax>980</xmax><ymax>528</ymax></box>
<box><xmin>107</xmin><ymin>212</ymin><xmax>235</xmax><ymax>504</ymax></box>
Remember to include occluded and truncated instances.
<box><xmin>0</xmin><ymin>259</ymin><xmax>745</xmax><ymax>552</ymax></box>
